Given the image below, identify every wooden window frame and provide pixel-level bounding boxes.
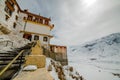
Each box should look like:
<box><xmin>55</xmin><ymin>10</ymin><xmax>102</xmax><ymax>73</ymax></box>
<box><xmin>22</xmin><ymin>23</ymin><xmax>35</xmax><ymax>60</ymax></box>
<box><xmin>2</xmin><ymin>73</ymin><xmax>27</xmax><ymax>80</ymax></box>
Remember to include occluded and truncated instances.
<box><xmin>40</xmin><ymin>18</ymin><xmax>43</xmax><ymax>24</ymax></box>
<box><xmin>34</xmin><ymin>35</ymin><xmax>39</xmax><ymax>40</ymax></box>
<box><xmin>43</xmin><ymin>37</ymin><xmax>48</xmax><ymax>42</ymax></box>
<box><xmin>16</xmin><ymin>15</ymin><xmax>18</xmax><ymax>20</ymax></box>
<box><xmin>4</xmin><ymin>6</ymin><xmax>13</xmax><ymax>16</ymax></box>
<box><xmin>27</xmin><ymin>15</ymin><xmax>33</xmax><ymax>21</ymax></box>
<box><xmin>44</xmin><ymin>20</ymin><xmax>49</xmax><ymax>25</ymax></box>
<box><xmin>13</xmin><ymin>22</ymin><xmax>16</xmax><ymax>29</ymax></box>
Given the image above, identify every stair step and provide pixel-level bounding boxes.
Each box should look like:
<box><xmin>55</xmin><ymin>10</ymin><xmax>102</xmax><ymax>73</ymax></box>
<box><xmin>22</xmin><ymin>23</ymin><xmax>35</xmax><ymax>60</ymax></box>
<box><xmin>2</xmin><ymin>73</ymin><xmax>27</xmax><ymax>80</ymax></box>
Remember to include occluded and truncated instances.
<box><xmin>0</xmin><ymin>64</ymin><xmax>21</xmax><ymax>69</ymax></box>
<box><xmin>0</xmin><ymin>55</ymin><xmax>25</xmax><ymax>57</ymax></box>
<box><xmin>0</xmin><ymin>42</ymin><xmax>35</xmax><ymax>80</ymax></box>
<box><xmin>0</xmin><ymin>61</ymin><xmax>25</xmax><ymax>65</ymax></box>
<box><xmin>0</xmin><ymin>66</ymin><xmax>20</xmax><ymax>80</ymax></box>
<box><xmin>0</xmin><ymin>57</ymin><xmax>25</xmax><ymax>60</ymax></box>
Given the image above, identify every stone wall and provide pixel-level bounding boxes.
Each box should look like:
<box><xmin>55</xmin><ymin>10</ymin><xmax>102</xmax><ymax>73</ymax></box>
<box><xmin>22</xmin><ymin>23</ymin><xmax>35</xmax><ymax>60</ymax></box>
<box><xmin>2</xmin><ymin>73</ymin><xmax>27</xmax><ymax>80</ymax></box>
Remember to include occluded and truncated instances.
<box><xmin>43</xmin><ymin>47</ymin><xmax>68</xmax><ymax>65</ymax></box>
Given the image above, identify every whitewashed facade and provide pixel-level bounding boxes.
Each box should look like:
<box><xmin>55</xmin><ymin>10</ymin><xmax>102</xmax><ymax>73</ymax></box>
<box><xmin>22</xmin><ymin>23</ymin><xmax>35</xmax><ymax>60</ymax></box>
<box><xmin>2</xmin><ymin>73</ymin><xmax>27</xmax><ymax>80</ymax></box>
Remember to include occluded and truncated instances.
<box><xmin>18</xmin><ymin>10</ymin><xmax>54</xmax><ymax>49</ymax></box>
<box><xmin>0</xmin><ymin>0</ymin><xmax>20</xmax><ymax>34</ymax></box>
<box><xmin>0</xmin><ymin>0</ymin><xmax>54</xmax><ymax>49</ymax></box>
<box><xmin>0</xmin><ymin>0</ymin><xmax>68</xmax><ymax>65</ymax></box>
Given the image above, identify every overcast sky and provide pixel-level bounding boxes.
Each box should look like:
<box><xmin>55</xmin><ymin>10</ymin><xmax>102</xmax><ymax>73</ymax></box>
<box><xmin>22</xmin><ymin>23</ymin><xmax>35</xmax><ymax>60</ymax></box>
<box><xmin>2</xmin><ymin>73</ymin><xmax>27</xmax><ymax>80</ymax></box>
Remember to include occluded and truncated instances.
<box><xmin>17</xmin><ymin>0</ymin><xmax>120</xmax><ymax>46</ymax></box>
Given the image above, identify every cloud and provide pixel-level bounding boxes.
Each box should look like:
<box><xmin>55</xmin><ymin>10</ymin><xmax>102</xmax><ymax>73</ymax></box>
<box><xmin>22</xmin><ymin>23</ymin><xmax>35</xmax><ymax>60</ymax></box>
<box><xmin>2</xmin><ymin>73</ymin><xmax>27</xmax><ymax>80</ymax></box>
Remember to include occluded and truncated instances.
<box><xmin>17</xmin><ymin>0</ymin><xmax>120</xmax><ymax>46</ymax></box>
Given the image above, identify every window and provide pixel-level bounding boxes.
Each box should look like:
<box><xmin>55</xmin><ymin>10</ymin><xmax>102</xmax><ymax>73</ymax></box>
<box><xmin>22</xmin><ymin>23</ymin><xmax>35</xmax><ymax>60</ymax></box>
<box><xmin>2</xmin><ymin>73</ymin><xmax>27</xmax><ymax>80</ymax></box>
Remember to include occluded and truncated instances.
<box><xmin>23</xmin><ymin>17</ymin><xmax>27</xmax><ymax>20</ymax></box>
<box><xmin>23</xmin><ymin>34</ymin><xmax>32</xmax><ymax>41</ymax></box>
<box><xmin>34</xmin><ymin>17</ymin><xmax>39</xmax><ymax>23</ymax></box>
<box><xmin>9</xmin><ymin>10</ymin><xmax>12</xmax><ymax>16</ymax></box>
<box><xmin>16</xmin><ymin>15</ymin><xmax>18</xmax><ymax>20</ymax></box>
<box><xmin>4</xmin><ymin>6</ymin><xmax>8</xmax><ymax>12</ymax></box>
<box><xmin>34</xmin><ymin>35</ymin><xmax>39</xmax><ymax>40</ymax></box>
<box><xmin>5</xmin><ymin>0</ymin><xmax>15</xmax><ymax>15</ymax></box>
<box><xmin>43</xmin><ymin>37</ymin><xmax>48</xmax><ymax>42</ymax></box>
<box><xmin>17</xmin><ymin>10</ymin><xmax>19</xmax><ymax>13</ymax></box>
<box><xmin>44</xmin><ymin>20</ymin><xmax>49</xmax><ymax>25</ymax></box>
<box><xmin>5</xmin><ymin>15</ymin><xmax>9</xmax><ymax>21</ymax></box>
<box><xmin>40</xmin><ymin>19</ymin><xmax>43</xmax><ymax>24</ymax></box>
<box><xmin>27</xmin><ymin>15</ymin><xmax>33</xmax><ymax>21</ymax></box>
<box><xmin>13</xmin><ymin>22</ymin><xmax>16</xmax><ymax>29</ymax></box>
<box><xmin>8</xmin><ymin>0</ymin><xmax>14</xmax><ymax>7</ymax></box>
<box><xmin>4</xmin><ymin>6</ymin><xmax>12</xmax><ymax>16</ymax></box>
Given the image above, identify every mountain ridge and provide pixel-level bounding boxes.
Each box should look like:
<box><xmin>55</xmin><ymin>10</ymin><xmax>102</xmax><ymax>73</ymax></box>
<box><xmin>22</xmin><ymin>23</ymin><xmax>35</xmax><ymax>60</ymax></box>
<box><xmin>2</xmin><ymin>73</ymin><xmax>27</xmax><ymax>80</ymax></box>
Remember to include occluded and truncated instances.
<box><xmin>69</xmin><ymin>32</ymin><xmax>120</xmax><ymax>59</ymax></box>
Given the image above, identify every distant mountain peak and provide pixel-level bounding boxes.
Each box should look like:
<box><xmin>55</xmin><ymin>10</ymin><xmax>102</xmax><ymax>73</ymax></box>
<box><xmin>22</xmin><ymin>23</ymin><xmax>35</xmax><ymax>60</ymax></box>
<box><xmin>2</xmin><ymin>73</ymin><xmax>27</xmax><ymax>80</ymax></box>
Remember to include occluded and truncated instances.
<box><xmin>70</xmin><ymin>32</ymin><xmax>120</xmax><ymax>58</ymax></box>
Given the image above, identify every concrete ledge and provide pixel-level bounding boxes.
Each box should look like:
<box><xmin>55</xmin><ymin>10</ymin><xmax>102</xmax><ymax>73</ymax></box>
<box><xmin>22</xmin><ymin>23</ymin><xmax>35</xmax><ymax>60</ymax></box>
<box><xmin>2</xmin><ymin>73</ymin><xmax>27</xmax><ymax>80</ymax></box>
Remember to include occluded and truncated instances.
<box><xmin>13</xmin><ymin>68</ymin><xmax>54</xmax><ymax>80</ymax></box>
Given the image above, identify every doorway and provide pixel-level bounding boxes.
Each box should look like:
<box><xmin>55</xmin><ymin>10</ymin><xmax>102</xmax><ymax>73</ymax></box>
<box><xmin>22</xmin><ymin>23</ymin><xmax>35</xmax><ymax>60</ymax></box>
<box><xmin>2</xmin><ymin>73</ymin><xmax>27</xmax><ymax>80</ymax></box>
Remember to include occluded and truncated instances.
<box><xmin>23</xmin><ymin>33</ymin><xmax>32</xmax><ymax>41</ymax></box>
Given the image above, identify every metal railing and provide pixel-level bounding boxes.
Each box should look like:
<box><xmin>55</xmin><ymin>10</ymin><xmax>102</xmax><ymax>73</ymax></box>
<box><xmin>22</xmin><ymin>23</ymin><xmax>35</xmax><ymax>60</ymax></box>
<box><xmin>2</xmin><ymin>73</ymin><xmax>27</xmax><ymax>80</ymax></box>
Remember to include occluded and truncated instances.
<box><xmin>0</xmin><ymin>41</ymin><xmax>36</xmax><ymax>77</ymax></box>
<box><xmin>0</xmin><ymin>50</ymin><xmax>24</xmax><ymax>76</ymax></box>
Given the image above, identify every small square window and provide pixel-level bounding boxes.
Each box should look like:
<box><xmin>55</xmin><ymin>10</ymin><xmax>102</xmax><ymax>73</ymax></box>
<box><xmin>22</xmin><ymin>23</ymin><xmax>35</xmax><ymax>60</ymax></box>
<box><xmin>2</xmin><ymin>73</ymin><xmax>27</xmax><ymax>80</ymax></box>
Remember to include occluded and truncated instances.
<box><xmin>44</xmin><ymin>20</ymin><xmax>49</xmax><ymax>25</ymax></box>
<box><xmin>27</xmin><ymin>15</ymin><xmax>33</xmax><ymax>21</ymax></box>
<box><xmin>34</xmin><ymin>35</ymin><xmax>39</xmax><ymax>40</ymax></box>
<box><xmin>13</xmin><ymin>22</ymin><xmax>16</xmax><ymax>29</ymax></box>
<box><xmin>40</xmin><ymin>19</ymin><xmax>43</xmax><ymax>24</ymax></box>
<box><xmin>5</xmin><ymin>15</ymin><xmax>9</xmax><ymax>21</ymax></box>
<box><xmin>43</xmin><ymin>37</ymin><xmax>48</xmax><ymax>42</ymax></box>
<box><xmin>16</xmin><ymin>15</ymin><xmax>18</xmax><ymax>20</ymax></box>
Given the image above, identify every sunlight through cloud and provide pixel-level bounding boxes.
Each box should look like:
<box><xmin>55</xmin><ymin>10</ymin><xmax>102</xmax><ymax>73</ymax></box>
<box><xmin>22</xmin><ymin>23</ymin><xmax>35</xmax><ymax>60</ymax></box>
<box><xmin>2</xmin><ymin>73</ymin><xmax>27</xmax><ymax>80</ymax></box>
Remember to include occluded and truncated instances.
<box><xmin>82</xmin><ymin>0</ymin><xmax>97</xmax><ymax>7</ymax></box>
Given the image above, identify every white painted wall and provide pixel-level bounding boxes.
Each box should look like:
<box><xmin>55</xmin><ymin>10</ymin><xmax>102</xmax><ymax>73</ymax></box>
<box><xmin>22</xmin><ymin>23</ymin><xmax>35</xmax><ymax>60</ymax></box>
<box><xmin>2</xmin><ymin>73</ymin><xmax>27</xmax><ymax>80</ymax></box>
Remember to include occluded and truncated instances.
<box><xmin>0</xmin><ymin>0</ymin><xmax>6</xmax><ymax>24</ymax></box>
<box><xmin>18</xmin><ymin>12</ymin><xmax>51</xmax><ymax>35</ymax></box>
<box><xmin>0</xmin><ymin>0</ymin><xmax>19</xmax><ymax>34</ymax></box>
<box><xmin>17</xmin><ymin>12</ymin><xmax>27</xmax><ymax>31</ymax></box>
<box><xmin>0</xmin><ymin>0</ymin><xmax>52</xmax><ymax>49</ymax></box>
<box><xmin>18</xmin><ymin>12</ymin><xmax>51</xmax><ymax>49</ymax></box>
<box><xmin>31</xmin><ymin>34</ymin><xmax>50</xmax><ymax>48</ymax></box>
<box><xmin>25</xmin><ymin>22</ymin><xmax>50</xmax><ymax>35</ymax></box>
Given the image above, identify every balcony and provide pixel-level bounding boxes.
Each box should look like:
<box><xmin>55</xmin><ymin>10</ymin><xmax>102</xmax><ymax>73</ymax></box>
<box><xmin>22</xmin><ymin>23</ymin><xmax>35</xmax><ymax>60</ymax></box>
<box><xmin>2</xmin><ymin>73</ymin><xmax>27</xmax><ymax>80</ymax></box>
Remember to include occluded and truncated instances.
<box><xmin>23</xmin><ymin>16</ymin><xmax>54</xmax><ymax>29</ymax></box>
<box><xmin>5</xmin><ymin>1</ymin><xmax>15</xmax><ymax>11</ymax></box>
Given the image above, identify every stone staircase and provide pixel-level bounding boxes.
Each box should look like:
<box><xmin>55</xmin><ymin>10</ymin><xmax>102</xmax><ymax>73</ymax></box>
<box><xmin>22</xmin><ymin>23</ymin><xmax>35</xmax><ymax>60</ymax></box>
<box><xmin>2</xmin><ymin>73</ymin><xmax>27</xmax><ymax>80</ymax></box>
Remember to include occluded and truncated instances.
<box><xmin>0</xmin><ymin>42</ymin><xmax>36</xmax><ymax>80</ymax></box>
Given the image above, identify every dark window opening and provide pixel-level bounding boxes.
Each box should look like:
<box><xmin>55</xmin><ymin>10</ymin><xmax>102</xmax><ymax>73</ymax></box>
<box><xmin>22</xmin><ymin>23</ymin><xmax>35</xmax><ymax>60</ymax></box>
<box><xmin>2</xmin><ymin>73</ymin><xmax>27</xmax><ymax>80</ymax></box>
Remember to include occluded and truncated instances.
<box><xmin>34</xmin><ymin>17</ymin><xmax>39</xmax><ymax>23</ymax></box>
<box><xmin>9</xmin><ymin>10</ymin><xmax>12</xmax><ymax>16</ymax></box>
<box><xmin>44</xmin><ymin>20</ymin><xmax>49</xmax><ymax>25</ymax></box>
<box><xmin>50</xmin><ymin>46</ymin><xmax>54</xmax><ymax>52</ymax></box>
<box><xmin>23</xmin><ymin>17</ymin><xmax>27</xmax><ymax>20</ymax></box>
<box><xmin>7</xmin><ymin>0</ymin><xmax>14</xmax><ymax>7</ymax></box>
<box><xmin>16</xmin><ymin>15</ymin><xmax>18</xmax><ymax>20</ymax></box>
<box><xmin>5</xmin><ymin>15</ymin><xmax>9</xmax><ymax>21</ymax></box>
<box><xmin>34</xmin><ymin>35</ymin><xmax>39</xmax><ymax>40</ymax></box>
<box><xmin>13</xmin><ymin>22</ymin><xmax>16</xmax><ymax>29</ymax></box>
<box><xmin>43</xmin><ymin>37</ymin><xmax>48</xmax><ymax>42</ymax></box>
<box><xmin>23</xmin><ymin>34</ymin><xmax>32</xmax><ymax>41</ymax></box>
<box><xmin>5</xmin><ymin>0</ymin><xmax>15</xmax><ymax>14</ymax></box>
<box><xmin>40</xmin><ymin>19</ymin><xmax>43</xmax><ymax>24</ymax></box>
<box><xmin>4</xmin><ymin>6</ymin><xmax>12</xmax><ymax>16</ymax></box>
<box><xmin>27</xmin><ymin>15</ymin><xmax>33</xmax><ymax>21</ymax></box>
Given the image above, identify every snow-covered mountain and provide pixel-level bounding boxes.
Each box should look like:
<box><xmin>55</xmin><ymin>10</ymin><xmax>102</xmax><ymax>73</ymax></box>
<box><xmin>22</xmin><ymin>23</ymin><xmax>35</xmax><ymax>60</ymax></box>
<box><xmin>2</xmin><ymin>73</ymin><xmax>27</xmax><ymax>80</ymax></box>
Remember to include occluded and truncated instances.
<box><xmin>69</xmin><ymin>33</ymin><xmax>120</xmax><ymax>59</ymax></box>
<box><xmin>68</xmin><ymin>33</ymin><xmax>120</xmax><ymax>80</ymax></box>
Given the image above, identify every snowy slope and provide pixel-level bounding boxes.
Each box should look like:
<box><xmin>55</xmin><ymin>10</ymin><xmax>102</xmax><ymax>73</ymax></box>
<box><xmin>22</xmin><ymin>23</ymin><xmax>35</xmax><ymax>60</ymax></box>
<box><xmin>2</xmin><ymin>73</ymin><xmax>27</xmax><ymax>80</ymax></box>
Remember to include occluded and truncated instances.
<box><xmin>0</xmin><ymin>33</ymin><xmax>30</xmax><ymax>52</ymax></box>
<box><xmin>68</xmin><ymin>33</ymin><xmax>120</xmax><ymax>80</ymax></box>
<box><xmin>46</xmin><ymin>58</ymin><xmax>85</xmax><ymax>80</ymax></box>
<box><xmin>69</xmin><ymin>33</ymin><xmax>120</xmax><ymax>59</ymax></box>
